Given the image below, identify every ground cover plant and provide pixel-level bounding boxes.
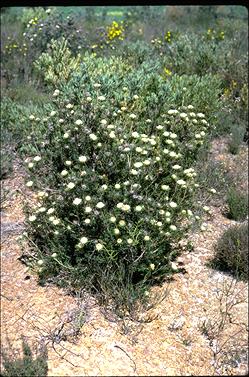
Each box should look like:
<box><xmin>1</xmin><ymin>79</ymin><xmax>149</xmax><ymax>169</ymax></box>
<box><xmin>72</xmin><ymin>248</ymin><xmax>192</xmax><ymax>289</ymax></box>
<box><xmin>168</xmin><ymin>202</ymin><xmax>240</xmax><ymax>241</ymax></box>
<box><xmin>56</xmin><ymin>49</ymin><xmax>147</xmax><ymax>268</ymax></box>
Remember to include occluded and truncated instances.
<box><xmin>1</xmin><ymin>337</ymin><xmax>48</xmax><ymax>377</ymax></box>
<box><xmin>1</xmin><ymin>5</ymin><xmax>248</xmax><ymax>315</ymax></box>
<box><xmin>210</xmin><ymin>223</ymin><xmax>248</xmax><ymax>281</ymax></box>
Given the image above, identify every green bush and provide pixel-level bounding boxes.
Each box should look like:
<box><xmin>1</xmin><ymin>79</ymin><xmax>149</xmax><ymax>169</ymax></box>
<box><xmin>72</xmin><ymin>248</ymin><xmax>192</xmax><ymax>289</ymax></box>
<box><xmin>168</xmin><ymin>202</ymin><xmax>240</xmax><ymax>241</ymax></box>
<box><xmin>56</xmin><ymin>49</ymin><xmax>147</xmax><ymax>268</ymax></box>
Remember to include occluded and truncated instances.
<box><xmin>226</xmin><ymin>187</ymin><xmax>248</xmax><ymax>221</ymax></box>
<box><xmin>21</xmin><ymin>73</ymin><xmax>215</xmax><ymax>306</ymax></box>
<box><xmin>228</xmin><ymin>125</ymin><xmax>245</xmax><ymax>155</ymax></box>
<box><xmin>34</xmin><ymin>38</ymin><xmax>81</xmax><ymax>86</ymax></box>
<box><xmin>210</xmin><ymin>223</ymin><xmax>248</xmax><ymax>280</ymax></box>
<box><xmin>1</xmin><ymin>338</ymin><xmax>48</xmax><ymax>377</ymax></box>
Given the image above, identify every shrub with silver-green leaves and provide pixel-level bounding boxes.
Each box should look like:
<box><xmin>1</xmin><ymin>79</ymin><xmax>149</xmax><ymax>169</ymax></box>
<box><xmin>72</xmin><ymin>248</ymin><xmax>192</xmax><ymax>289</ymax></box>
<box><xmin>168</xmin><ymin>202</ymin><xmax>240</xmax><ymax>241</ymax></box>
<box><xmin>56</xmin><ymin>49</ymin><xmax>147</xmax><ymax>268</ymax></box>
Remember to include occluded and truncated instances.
<box><xmin>22</xmin><ymin>76</ymin><xmax>214</xmax><ymax>297</ymax></box>
<box><xmin>34</xmin><ymin>38</ymin><xmax>81</xmax><ymax>85</ymax></box>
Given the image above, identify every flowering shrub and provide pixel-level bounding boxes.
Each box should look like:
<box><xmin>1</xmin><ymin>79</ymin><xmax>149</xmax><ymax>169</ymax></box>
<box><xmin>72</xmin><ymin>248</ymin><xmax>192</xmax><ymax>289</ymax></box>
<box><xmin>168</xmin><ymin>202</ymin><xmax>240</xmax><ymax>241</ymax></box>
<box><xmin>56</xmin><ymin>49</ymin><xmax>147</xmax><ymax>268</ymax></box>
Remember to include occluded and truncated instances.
<box><xmin>22</xmin><ymin>8</ymin><xmax>89</xmax><ymax>55</ymax></box>
<box><xmin>21</xmin><ymin>68</ymin><xmax>216</xmax><ymax>304</ymax></box>
<box><xmin>106</xmin><ymin>21</ymin><xmax>124</xmax><ymax>41</ymax></box>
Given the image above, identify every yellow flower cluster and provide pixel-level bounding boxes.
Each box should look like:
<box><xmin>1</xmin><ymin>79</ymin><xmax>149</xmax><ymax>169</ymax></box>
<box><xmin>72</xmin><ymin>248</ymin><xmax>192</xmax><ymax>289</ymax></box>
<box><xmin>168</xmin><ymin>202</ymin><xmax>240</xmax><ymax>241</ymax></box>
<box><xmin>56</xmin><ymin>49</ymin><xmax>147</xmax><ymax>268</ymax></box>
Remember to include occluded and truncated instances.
<box><xmin>164</xmin><ymin>67</ymin><xmax>172</xmax><ymax>77</ymax></box>
<box><xmin>206</xmin><ymin>28</ymin><xmax>225</xmax><ymax>41</ymax></box>
<box><xmin>223</xmin><ymin>80</ymin><xmax>237</xmax><ymax>97</ymax></box>
<box><xmin>4</xmin><ymin>42</ymin><xmax>27</xmax><ymax>56</ymax></box>
<box><xmin>107</xmin><ymin>21</ymin><xmax>124</xmax><ymax>41</ymax></box>
<box><xmin>27</xmin><ymin>17</ymin><xmax>39</xmax><ymax>27</ymax></box>
<box><xmin>165</xmin><ymin>31</ymin><xmax>172</xmax><ymax>43</ymax></box>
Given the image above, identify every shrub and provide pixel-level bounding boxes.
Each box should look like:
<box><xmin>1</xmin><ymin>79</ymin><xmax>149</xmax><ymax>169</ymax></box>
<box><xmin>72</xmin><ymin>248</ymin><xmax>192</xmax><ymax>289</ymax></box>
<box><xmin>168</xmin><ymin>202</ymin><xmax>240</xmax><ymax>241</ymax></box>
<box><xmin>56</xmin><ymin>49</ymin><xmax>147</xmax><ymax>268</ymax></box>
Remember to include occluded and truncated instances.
<box><xmin>226</xmin><ymin>187</ymin><xmax>248</xmax><ymax>221</ymax></box>
<box><xmin>194</xmin><ymin>159</ymin><xmax>231</xmax><ymax>205</ymax></box>
<box><xmin>1</xmin><ymin>338</ymin><xmax>48</xmax><ymax>377</ymax></box>
<box><xmin>227</xmin><ymin>124</ymin><xmax>245</xmax><ymax>155</ymax></box>
<box><xmin>34</xmin><ymin>38</ymin><xmax>81</xmax><ymax>86</ymax></box>
<box><xmin>21</xmin><ymin>77</ymin><xmax>214</xmax><ymax>307</ymax></box>
<box><xmin>210</xmin><ymin>223</ymin><xmax>248</xmax><ymax>280</ymax></box>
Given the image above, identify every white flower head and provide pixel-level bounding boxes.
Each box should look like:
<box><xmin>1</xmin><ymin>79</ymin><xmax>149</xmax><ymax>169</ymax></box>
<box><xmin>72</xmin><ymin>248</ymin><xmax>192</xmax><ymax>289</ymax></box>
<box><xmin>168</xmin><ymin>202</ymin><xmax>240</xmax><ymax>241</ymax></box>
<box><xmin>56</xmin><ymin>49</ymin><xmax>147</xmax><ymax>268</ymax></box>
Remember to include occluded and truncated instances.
<box><xmin>26</xmin><ymin>181</ymin><xmax>33</xmax><ymax>187</ymax></box>
<box><xmin>75</xmin><ymin>119</ymin><xmax>83</xmax><ymax>125</ymax></box>
<box><xmin>96</xmin><ymin>202</ymin><xmax>105</xmax><ymax>209</ymax></box>
<box><xmin>53</xmin><ymin>89</ymin><xmax>60</xmax><ymax>97</ymax></box>
<box><xmin>169</xmin><ymin>225</ymin><xmax>177</xmax><ymax>231</ymax></box>
<box><xmin>163</xmin><ymin>131</ymin><xmax>170</xmax><ymax>137</ymax></box>
<box><xmin>79</xmin><ymin>155</ymin><xmax>87</xmax><ymax>163</ymax></box>
<box><xmin>197</xmin><ymin>113</ymin><xmax>205</xmax><ymax>118</ymax></box>
<box><xmin>168</xmin><ymin>109</ymin><xmax>178</xmax><ymax>115</ymax></box>
<box><xmin>89</xmin><ymin>133</ymin><xmax>98</xmax><ymax>141</ymax></box>
<box><xmin>67</xmin><ymin>182</ymin><xmax>75</xmax><ymax>189</ymax></box>
<box><xmin>109</xmin><ymin>131</ymin><xmax>116</xmax><ymax>139</ymax></box>
<box><xmin>172</xmin><ymin>164</ymin><xmax>181</xmax><ymax>170</ymax></box>
<box><xmin>134</xmin><ymin>162</ymin><xmax>143</xmax><ymax>168</ymax></box>
<box><xmin>135</xmin><ymin>205</ymin><xmax>143</xmax><ymax>212</ymax></box>
<box><xmin>129</xmin><ymin>114</ymin><xmax>137</xmax><ymax>119</ymax></box>
<box><xmin>132</xmin><ymin>131</ymin><xmax>139</xmax><ymax>138</ymax></box>
<box><xmin>28</xmin><ymin>215</ymin><xmax>36</xmax><ymax>222</ymax></box>
<box><xmin>176</xmin><ymin>179</ymin><xmax>186</xmax><ymax>185</ymax></box>
<box><xmin>135</xmin><ymin>147</ymin><xmax>143</xmax><ymax>153</ymax></box>
<box><xmin>65</xmin><ymin>160</ymin><xmax>72</xmax><ymax>166</ymax></box>
<box><xmin>96</xmin><ymin>243</ymin><xmax>103</xmax><ymax>251</ymax></box>
<box><xmin>161</xmin><ymin>185</ymin><xmax>170</xmax><ymax>191</ymax></box>
<box><xmin>169</xmin><ymin>201</ymin><xmax>177</xmax><ymax>208</ymax></box>
<box><xmin>80</xmin><ymin>236</ymin><xmax>88</xmax><ymax>244</ymax></box>
<box><xmin>73</xmin><ymin>198</ymin><xmax>82</xmax><ymax>205</ymax></box>
<box><xmin>61</xmin><ymin>170</ymin><xmax>68</xmax><ymax>176</ymax></box>
<box><xmin>85</xmin><ymin>206</ymin><xmax>92</xmax><ymax>213</ymax></box>
<box><xmin>122</xmin><ymin>204</ymin><xmax>131</xmax><ymax>212</ymax></box>
<box><xmin>130</xmin><ymin>169</ymin><xmax>138</xmax><ymax>175</ymax></box>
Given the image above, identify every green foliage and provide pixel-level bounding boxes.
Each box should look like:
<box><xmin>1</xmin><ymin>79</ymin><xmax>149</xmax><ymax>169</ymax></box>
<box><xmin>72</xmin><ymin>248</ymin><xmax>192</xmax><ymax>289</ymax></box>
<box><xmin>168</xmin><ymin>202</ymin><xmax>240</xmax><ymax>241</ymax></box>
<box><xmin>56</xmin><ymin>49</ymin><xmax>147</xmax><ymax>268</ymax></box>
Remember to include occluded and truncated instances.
<box><xmin>34</xmin><ymin>38</ymin><xmax>81</xmax><ymax>85</ymax></box>
<box><xmin>1</xmin><ymin>338</ymin><xmax>48</xmax><ymax>377</ymax></box>
<box><xmin>0</xmin><ymin>148</ymin><xmax>13</xmax><ymax>180</ymax></box>
<box><xmin>210</xmin><ymin>223</ymin><xmax>248</xmax><ymax>280</ymax></box>
<box><xmin>21</xmin><ymin>72</ymin><xmax>214</xmax><ymax>306</ymax></box>
<box><xmin>195</xmin><ymin>159</ymin><xmax>231</xmax><ymax>205</ymax></box>
<box><xmin>20</xmin><ymin>6</ymin><xmax>53</xmax><ymax>27</ymax></box>
<box><xmin>4</xmin><ymin>84</ymin><xmax>51</xmax><ymax>106</ymax></box>
<box><xmin>226</xmin><ymin>187</ymin><xmax>248</xmax><ymax>221</ymax></box>
<box><xmin>227</xmin><ymin>124</ymin><xmax>245</xmax><ymax>155</ymax></box>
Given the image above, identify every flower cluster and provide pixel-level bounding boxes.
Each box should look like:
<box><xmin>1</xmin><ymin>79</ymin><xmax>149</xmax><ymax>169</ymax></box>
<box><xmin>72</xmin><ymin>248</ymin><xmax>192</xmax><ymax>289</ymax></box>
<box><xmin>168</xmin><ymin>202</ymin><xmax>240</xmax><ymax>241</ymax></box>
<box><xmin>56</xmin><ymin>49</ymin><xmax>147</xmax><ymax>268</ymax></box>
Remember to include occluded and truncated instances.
<box><xmin>206</xmin><ymin>28</ymin><xmax>225</xmax><ymax>41</ymax></box>
<box><xmin>106</xmin><ymin>21</ymin><xmax>124</xmax><ymax>41</ymax></box>
<box><xmin>164</xmin><ymin>31</ymin><xmax>172</xmax><ymax>43</ymax></box>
